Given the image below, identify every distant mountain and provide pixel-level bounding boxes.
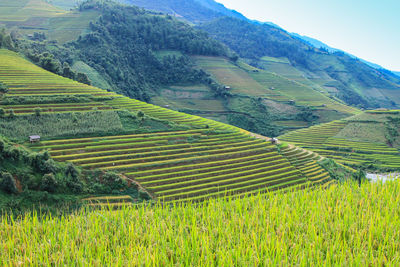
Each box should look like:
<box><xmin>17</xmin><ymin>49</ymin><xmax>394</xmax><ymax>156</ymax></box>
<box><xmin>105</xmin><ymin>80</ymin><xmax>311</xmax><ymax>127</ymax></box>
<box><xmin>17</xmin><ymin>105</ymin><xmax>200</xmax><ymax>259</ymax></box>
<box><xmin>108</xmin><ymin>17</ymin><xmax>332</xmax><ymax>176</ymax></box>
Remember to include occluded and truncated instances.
<box><xmin>291</xmin><ymin>33</ymin><xmax>340</xmax><ymax>53</ymax></box>
<box><xmin>120</xmin><ymin>0</ymin><xmax>247</xmax><ymax>23</ymax></box>
<box><xmin>291</xmin><ymin>33</ymin><xmax>388</xmax><ymax>71</ymax></box>
<box><xmin>193</xmin><ymin>0</ymin><xmax>248</xmax><ymax>20</ymax></box>
<box><xmin>123</xmin><ymin>0</ymin><xmax>400</xmax><ymax>108</ymax></box>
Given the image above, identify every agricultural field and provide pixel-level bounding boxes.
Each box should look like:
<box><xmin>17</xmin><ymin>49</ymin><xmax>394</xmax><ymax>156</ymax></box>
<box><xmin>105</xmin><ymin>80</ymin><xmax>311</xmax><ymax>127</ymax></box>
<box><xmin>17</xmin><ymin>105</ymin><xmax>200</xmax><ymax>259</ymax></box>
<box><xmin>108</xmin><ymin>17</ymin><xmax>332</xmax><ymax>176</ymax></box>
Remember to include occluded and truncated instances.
<box><xmin>194</xmin><ymin>56</ymin><xmax>277</xmax><ymax>97</ymax></box>
<box><xmin>258</xmin><ymin>55</ymin><xmax>335</xmax><ymax>92</ymax></box>
<box><xmin>0</xmin><ymin>0</ymin><xmax>100</xmax><ymax>44</ymax></box>
<box><xmin>2</xmin><ymin>180</ymin><xmax>400</xmax><ymax>265</ymax></box>
<box><xmin>153</xmin><ymin>84</ymin><xmax>228</xmax><ymax>115</ymax></box>
<box><xmin>0</xmin><ymin>48</ymin><xmax>335</xmax><ymax>204</ymax></box>
<box><xmin>279</xmin><ymin>112</ymin><xmax>400</xmax><ymax>170</ymax></box>
<box><xmin>0</xmin><ymin>49</ymin><xmax>115</xmax><ymax>98</ymax></box>
<box><xmin>33</xmin><ymin>128</ymin><xmax>333</xmax><ymax>202</ymax></box>
<box><xmin>193</xmin><ymin>56</ymin><xmax>359</xmax><ymax>120</ymax></box>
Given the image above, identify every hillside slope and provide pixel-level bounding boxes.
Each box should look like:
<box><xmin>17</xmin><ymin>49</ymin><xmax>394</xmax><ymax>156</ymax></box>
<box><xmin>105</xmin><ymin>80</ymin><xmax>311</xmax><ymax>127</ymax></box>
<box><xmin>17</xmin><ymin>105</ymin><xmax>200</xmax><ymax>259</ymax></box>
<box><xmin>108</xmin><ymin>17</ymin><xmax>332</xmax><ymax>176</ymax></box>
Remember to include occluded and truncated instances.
<box><xmin>2</xmin><ymin>0</ymin><xmax>358</xmax><ymax>137</ymax></box>
<box><xmin>122</xmin><ymin>1</ymin><xmax>400</xmax><ymax>109</ymax></box>
<box><xmin>3</xmin><ymin>0</ymin><xmax>399</xmax><ymax>112</ymax></box>
<box><xmin>0</xmin><ymin>49</ymin><xmax>338</xmax><ymax>203</ymax></box>
<box><xmin>200</xmin><ymin>17</ymin><xmax>400</xmax><ymax>108</ymax></box>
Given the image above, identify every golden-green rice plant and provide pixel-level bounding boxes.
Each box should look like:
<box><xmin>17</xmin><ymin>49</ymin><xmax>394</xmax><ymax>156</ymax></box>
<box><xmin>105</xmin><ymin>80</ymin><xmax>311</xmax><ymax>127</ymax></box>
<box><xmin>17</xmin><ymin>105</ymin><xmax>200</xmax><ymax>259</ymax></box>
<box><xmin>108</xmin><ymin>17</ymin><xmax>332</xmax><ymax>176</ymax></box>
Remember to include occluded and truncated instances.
<box><xmin>1</xmin><ymin>180</ymin><xmax>399</xmax><ymax>265</ymax></box>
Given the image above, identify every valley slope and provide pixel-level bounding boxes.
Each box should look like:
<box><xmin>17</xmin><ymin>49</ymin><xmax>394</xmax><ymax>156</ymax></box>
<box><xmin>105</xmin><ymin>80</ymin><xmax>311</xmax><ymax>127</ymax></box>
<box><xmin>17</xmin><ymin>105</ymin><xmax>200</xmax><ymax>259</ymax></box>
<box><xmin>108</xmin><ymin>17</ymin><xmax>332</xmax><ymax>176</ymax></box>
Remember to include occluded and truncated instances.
<box><xmin>0</xmin><ymin>49</ymin><xmax>338</xmax><ymax>206</ymax></box>
<box><xmin>0</xmin><ymin>0</ymin><xmax>362</xmax><ymax>137</ymax></box>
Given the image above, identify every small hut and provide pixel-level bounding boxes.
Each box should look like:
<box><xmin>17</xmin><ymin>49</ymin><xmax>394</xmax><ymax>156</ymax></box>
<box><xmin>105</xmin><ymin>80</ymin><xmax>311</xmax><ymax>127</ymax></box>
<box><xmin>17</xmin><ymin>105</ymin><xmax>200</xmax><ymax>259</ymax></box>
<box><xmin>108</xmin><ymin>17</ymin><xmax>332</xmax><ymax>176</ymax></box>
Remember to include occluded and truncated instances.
<box><xmin>29</xmin><ymin>135</ymin><xmax>41</xmax><ymax>143</ymax></box>
<box><xmin>271</xmin><ymin>138</ymin><xmax>278</xmax><ymax>144</ymax></box>
<box><xmin>224</xmin><ymin>86</ymin><xmax>231</xmax><ymax>90</ymax></box>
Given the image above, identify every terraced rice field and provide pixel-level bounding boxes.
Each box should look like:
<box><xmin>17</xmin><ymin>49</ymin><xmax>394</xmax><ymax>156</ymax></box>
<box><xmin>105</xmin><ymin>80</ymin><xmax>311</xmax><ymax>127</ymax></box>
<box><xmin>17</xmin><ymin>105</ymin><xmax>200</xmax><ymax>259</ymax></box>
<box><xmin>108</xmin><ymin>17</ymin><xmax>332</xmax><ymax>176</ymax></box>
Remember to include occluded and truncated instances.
<box><xmin>0</xmin><ymin>102</ymin><xmax>114</xmax><ymax>115</ymax></box>
<box><xmin>279</xmin><ymin>119</ymin><xmax>400</xmax><ymax>170</ymax></box>
<box><xmin>34</xmin><ymin>129</ymin><xmax>332</xmax><ymax>202</ymax></box>
<box><xmin>0</xmin><ymin>49</ymin><xmax>115</xmax><ymax>97</ymax></box>
<box><xmin>106</xmin><ymin>97</ymin><xmax>246</xmax><ymax>132</ymax></box>
<box><xmin>279</xmin><ymin>145</ymin><xmax>335</xmax><ymax>187</ymax></box>
<box><xmin>194</xmin><ymin>55</ymin><xmax>358</xmax><ymax>116</ymax></box>
<box><xmin>1</xmin><ymin>49</ymin><xmax>333</xmax><ymax>203</ymax></box>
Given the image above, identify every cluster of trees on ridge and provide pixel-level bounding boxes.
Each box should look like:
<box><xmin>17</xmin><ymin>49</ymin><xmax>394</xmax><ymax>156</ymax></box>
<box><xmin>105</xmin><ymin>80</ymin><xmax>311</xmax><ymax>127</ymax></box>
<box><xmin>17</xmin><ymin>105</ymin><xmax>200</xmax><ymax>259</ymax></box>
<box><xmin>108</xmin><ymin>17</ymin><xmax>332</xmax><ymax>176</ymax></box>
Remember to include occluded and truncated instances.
<box><xmin>70</xmin><ymin>0</ymin><xmax>231</xmax><ymax>100</ymax></box>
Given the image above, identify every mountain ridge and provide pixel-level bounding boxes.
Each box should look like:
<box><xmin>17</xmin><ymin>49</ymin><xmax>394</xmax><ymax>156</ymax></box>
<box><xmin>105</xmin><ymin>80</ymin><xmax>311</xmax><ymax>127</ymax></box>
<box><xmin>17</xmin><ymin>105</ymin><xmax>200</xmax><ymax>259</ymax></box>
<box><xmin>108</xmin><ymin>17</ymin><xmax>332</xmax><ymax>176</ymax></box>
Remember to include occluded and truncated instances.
<box><xmin>121</xmin><ymin>0</ymin><xmax>400</xmax><ymax>108</ymax></box>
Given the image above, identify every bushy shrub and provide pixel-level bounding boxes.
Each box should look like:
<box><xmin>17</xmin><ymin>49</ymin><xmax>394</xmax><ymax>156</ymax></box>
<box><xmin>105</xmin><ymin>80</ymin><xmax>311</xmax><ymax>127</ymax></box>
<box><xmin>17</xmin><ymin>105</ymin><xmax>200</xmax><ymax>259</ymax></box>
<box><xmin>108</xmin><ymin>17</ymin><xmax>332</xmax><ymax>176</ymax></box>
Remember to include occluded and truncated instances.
<box><xmin>34</xmin><ymin>108</ymin><xmax>41</xmax><ymax>116</ymax></box>
<box><xmin>139</xmin><ymin>189</ymin><xmax>151</xmax><ymax>200</ymax></box>
<box><xmin>30</xmin><ymin>151</ymin><xmax>51</xmax><ymax>172</ymax></box>
<box><xmin>102</xmin><ymin>172</ymin><xmax>127</xmax><ymax>191</ymax></box>
<box><xmin>0</xmin><ymin>108</ymin><xmax>5</xmax><ymax>117</ymax></box>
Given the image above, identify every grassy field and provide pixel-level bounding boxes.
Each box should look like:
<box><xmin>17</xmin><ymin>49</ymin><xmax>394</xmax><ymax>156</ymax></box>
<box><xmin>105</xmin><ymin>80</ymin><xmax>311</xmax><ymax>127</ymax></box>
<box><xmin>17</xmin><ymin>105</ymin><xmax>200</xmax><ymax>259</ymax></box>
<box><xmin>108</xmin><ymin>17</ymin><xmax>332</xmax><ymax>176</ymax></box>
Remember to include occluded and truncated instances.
<box><xmin>1</xmin><ymin>180</ymin><xmax>399</xmax><ymax>265</ymax></box>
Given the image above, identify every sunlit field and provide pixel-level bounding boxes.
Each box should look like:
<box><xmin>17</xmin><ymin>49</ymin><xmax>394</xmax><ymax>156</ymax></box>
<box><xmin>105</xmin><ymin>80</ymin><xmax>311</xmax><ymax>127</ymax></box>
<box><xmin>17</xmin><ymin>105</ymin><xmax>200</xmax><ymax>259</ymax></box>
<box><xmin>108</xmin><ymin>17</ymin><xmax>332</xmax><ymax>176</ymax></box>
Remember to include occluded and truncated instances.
<box><xmin>1</xmin><ymin>180</ymin><xmax>400</xmax><ymax>265</ymax></box>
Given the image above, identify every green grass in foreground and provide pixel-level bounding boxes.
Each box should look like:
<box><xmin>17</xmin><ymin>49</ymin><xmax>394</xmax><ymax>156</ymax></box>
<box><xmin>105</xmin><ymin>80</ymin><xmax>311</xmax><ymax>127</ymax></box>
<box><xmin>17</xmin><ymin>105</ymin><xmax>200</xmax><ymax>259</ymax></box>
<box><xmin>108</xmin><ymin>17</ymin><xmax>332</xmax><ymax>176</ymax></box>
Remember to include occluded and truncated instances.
<box><xmin>1</xmin><ymin>181</ymin><xmax>400</xmax><ymax>265</ymax></box>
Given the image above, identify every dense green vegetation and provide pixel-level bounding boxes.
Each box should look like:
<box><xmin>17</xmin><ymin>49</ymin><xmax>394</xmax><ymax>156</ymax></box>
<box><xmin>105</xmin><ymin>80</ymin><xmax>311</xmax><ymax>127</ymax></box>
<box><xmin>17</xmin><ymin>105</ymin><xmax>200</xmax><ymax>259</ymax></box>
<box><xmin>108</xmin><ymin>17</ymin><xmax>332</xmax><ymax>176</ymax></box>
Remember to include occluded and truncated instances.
<box><xmin>18</xmin><ymin>0</ymin><xmax>230</xmax><ymax>101</ymax></box>
<box><xmin>2</xmin><ymin>181</ymin><xmax>400</xmax><ymax>264</ymax></box>
<box><xmin>0</xmin><ymin>135</ymin><xmax>148</xmax><ymax>213</ymax></box>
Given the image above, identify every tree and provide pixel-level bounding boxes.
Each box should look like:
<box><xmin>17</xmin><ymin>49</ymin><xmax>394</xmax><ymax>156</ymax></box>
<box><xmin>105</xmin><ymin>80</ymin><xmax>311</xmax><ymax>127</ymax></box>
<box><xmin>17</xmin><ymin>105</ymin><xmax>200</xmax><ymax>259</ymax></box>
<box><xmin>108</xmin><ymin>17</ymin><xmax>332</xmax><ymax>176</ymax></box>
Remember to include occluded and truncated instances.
<box><xmin>0</xmin><ymin>82</ymin><xmax>8</xmax><ymax>93</ymax></box>
<box><xmin>137</xmin><ymin>110</ymin><xmax>145</xmax><ymax>118</ymax></box>
<box><xmin>353</xmin><ymin>169</ymin><xmax>366</xmax><ymax>186</ymax></box>
<box><xmin>65</xmin><ymin>163</ymin><xmax>79</xmax><ymax>180</ymax></box>
<box><xmin>62</xmin><ymin>62</ymin><xmax>76</xmax><ymax>80</ymax></box>
<box><xmin>39</xmin><ymin>53</ymin><xmax>61</xmax><ymax>74</ymax></box>
<box><xmin>76</xmin><ymin>73</ymin><xmax>91</xmax><ymax>85</ymax></box>
<box><xmin>43</xmin><ymin>159</ymin><xmax>58</xmax><ymax>174</ymax></box>
<box><xmin>40</xmin><ymin>173</ymin><xmax>57</xmax><ymax>193</ymax></box>
<box><xmin>8</xmin><ymin>109</ymin><xmax>15</xmax><ymax>118</ymax></box>
<box><xmin>0</xmin><ymin>138</ymin><xmax>5</xmax><ymax>153</ymax></box>
<box><xmin>0</xmin><ymin>172</ymin><xmax>18</xmax><ymax>194</ymax></box>
<box><xmin>102</xmin><ymin>172</ymin><xmax>127</xmax><ymax>191</ymax></box>
<box><xmin>0</xmin><ymin>108</ymin><xmax>5</xmax><ymax>117</ymax></box>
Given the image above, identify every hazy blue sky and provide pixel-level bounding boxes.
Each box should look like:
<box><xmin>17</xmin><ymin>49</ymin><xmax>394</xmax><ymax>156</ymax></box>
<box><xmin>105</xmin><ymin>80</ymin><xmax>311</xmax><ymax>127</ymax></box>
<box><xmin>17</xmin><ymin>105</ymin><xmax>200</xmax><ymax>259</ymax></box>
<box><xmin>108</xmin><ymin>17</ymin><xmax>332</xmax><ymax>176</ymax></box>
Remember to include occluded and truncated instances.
<box><xmin>216</xmin><ymin>0</ymin><xmax>400</xmax><ymax>71</ymax></box>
